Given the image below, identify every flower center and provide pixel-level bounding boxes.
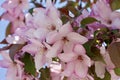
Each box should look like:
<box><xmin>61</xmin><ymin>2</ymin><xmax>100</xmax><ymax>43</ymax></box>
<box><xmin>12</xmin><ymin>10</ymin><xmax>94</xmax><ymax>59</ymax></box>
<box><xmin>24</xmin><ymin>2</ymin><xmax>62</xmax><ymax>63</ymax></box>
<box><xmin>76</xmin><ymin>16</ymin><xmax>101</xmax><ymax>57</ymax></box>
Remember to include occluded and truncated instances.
<box><xmin>48</xmin><ymin>25</ymin><xmax>56</xmax><ymax>31</ymax></box>
<box><xmin>107</xmin><ymin>20</ymin><xmax>112</xmax><ymax>25</ymax></box>
<box><xmin>77</xmin><ymin>55</ymin><xmax>83</xmax><ymax>61</ymax></box>
<box><xmin>62</xmin><ymin>36</ymin><xmax>69</xmax><ymax>42</ymax></box>
<box><xmin>51</xmin><ymin>26</ymin><xmax>56</xmax><ymax>31</ymax></box>
<box><xmin>19</xmin><ymin>0</ymin><xmax>22</xmax><ymax>4</ymax></box>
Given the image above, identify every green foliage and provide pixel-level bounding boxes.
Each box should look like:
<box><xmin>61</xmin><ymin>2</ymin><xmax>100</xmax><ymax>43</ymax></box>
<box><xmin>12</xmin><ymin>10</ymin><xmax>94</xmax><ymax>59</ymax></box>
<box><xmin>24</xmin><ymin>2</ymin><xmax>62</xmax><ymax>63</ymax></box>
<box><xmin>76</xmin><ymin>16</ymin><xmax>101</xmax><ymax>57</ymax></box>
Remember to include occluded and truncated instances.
<box><xmin>29</xmin><ymin>8</ymin><xmax>34</xmax><ymax>15</ymax></box>
<box><xmin>9</xmin><ymin>44</ymin><xmax>24</xmax><ymax>61</ymax></box>
<box><xmin>21</xmin><ymin>52</ymin><xmax>36</xmax><ymax>76</ymax></box>
<box><xmin>39</xmin><ymin>67</ymin><xmax>51</xmax><ymax>80</ymax></box>
<box><xmin>83</xmin><ymin>39</ymin><xmax>105</xmax><ymax>63</ymax></box>
<box><xmin>61</xmin><ymin>15</ymin><xmax>69</xmax><ymax>24</ymax></box>
<box><xmin>114</xmin><ymin>68</ymin><xmax>120</xmax><ymax>76</ymax></box>
<box><xmin>110</xmin><ymin>0</ymin><xmax>120</xmax><ymax>10</ymax></box>
<box><xmin>81</xmin><ymin>17</ymin><xmax>98</xmax><ymax>28</ymax></box>
<box><xmin>73</xmin><ymin>26</ymin><xmax>79</xmax><ymax>31</ymax></box>
<box><xmin>6</xmin><ymin>23</ymin><xmax>12</xmax><ymax>36</ymax></box>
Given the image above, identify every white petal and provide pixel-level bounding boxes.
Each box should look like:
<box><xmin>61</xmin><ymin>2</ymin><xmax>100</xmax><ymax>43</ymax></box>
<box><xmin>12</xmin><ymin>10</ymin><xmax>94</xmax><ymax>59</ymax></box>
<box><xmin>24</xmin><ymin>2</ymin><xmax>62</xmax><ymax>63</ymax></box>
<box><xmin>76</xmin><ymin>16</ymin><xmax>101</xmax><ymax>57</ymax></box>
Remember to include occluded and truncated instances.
<box><xmin>67</xmin><ymin>32</ymin><xmax>88</xmax><ymax>44</ymax></box>
<box><xmin>95</xmin><ymin>61</ymin><xmax>105</xmax><ymax>79</ymax></box>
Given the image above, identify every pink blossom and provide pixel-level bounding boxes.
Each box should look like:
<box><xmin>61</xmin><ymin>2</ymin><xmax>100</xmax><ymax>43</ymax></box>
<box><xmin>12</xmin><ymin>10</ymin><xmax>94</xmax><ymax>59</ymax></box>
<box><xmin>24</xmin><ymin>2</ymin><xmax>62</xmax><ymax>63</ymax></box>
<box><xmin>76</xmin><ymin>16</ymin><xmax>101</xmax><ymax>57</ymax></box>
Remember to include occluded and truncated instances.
<box><xmin>26</xmin><ymin>0</ymin><xmax>62</xmax><ymax>41</ymax></box>
<box><xmin>2</xmin><ymin>0</ymin><xmax>29</xmax><ymax>17</ymax></box>
<box><xmin>2</xmin><ymin>11</ymin><xmax>26</xmax><ymax>33</ymax></box>
<box><xmin>0</xmin><ymin>51</ymin><xmax>24</xmax><ymax>80</ymax></box>
<box><xmin>58</xmin><ymin>44</ymin><xmax>91</xmax><ymax>78</ymax></box>
<box><xmin>50</xmin><ymin>62</ymin><xmax>62</xmax><ymax>80</ymax></box>
<box><xmin>46</xmin><ymin>22</ymin><xmax>88</xmax><ymax>45</ymax></box>
<box><xmin>67</xmin><ymin>74</ymin><xmax>94</xmax><ymax>80</ymax></box>
<box><xmin>109</xmin><ymin>70</ymin><xmax>120</xmax><ymax>80</ymax></box>
<box><xmin>92</xmin><ymin>0</ymin><xmax>120</xmax><ymax>29</ymax></box>
<box><xmin>32</xmin><ymin>0</ymin><xmax>62</xmax><ymax>30</ymax></box>
<box><xmin>100</xmin><ymin>46</ymin><xmax>115</xmax><ymax>70</ymax></box>
<box><xmin>22</xmin><ymin>39</ymin><xmax>47</xmax><ymax>70</ymax></box>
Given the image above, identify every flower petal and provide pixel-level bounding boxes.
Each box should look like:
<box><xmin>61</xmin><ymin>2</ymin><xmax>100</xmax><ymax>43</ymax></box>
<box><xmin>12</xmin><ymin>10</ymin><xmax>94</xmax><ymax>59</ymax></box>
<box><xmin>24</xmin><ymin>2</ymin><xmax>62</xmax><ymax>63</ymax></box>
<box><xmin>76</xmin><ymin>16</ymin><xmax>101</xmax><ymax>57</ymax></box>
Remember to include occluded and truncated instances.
<box><xmin>67</xmin><ymin>32</ymin><xmax>88</xmax><ymax>44</ymax></box>
<box><xmin>73</xmin><ymin>44</ymin><xmax>86</xmax><ymax>55</ymax></box>
<box><xmin>62</xmin><ymin>61</ymin><xmax>75</xmax><ymax>77</ymax></box>
<box><xmin>63</xmin><ymin>42</ymin><xmax>74</xmax><ymax>53</ymax></box>
<box><xmin>6</xmin><ymin>65</ymin><xmax>19</xmax><ymax>80</ymax></box>
<box><xmin>59</xmin><ymin>22</ymin><xmax>73</xmax><ymax>35</ymax></box>
<box><xmin>34</xmin><ymin>52</ymin><xmax>45</xmax><ymax>70</ymax></box>
<box><xmin>46</xmin><ymin>31</ymin><xmax>60</xmax><ymax>44</ymax></box>
<box><xmin>95</xmin><ymin>61</ymin><xmax>105</xmax><ymax>79</ymax></box>
<box><xmin>58</xmin><ymin>52</ymin><xmax>77</xmax><ymax>62</ymax></box>
<box><xmin>83</xmin><ymin>55</ymin><xmax>91</xmax><ymax>67</ymax></box>
<box><xmin>46</xmin><ymin>41</ymin><xmax>63</xmax><ymax>58</ymax></box>
<box><xmin>34</xmin><ymin>28</ymin><xmax>49</xmax><ymax>41</ymax></box>
<box><xmin>22</xmin><ymin>44</ymin><xmax>38</xmax><ymax>55</ymax></box>
<box><xmin>75</xmin><ymin>60</ymin><xmax>88</xmax><ymax>78</ymax></box>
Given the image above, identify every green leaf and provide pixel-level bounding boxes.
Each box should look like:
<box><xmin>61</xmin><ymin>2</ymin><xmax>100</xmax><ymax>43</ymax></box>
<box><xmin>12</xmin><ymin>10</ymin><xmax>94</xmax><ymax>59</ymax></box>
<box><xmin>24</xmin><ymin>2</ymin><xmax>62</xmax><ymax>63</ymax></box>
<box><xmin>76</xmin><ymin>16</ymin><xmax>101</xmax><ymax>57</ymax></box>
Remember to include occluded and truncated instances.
<box><xmin>40</xmin><ymin>67</ymin><xmax>51</xmax><ymax>80</ymax></box>
<box><xmin>114</xmin><ymin>68</ymin><xmax>120</xmax><ymax>76</ymax></box>
<box><xmin>83</xmin><ymin>39</ymin><xmax>95</xmax><ymax>57</ymax></box>
<box><xmin>61</xmin><ymin>15</ymin><xmax>69</xmax><ymax>24</ymax></box>
<box><xmin>81</xmin><ymin>17</ymin><xmax>98</xmax><ymax>28</ymax></box>
<box><xmin>103</xmin><ymin>69</ymin><xmax>111</xmax><ymax>80</ymax></box>
<box><xmin>108</xmin><ymin>42</ymin><xmax>120</xmax><ymax>68</ymax></box>
<box><xmin>9</xmin><ymin>44</ymin><xmax>24</xmax><ymax>61</ymax></box>
<box><xmin>110</xmin><ymin>0</ymin><xmax>120</xmax><ymax>10</ymax></box>
<box><xmin>68</xmin><ymin>6</ymin><xmax>80</xmax><ymax>17</ymax></box>
<box><xmin>28</xmin><ymin>8</ymin><xmax>34</xmax><ymax>15</ymax></box>
<box><xmin>83</xmin><ymin>39</ymin><xmax>105</xmax><ymax>63</ymax></box>
<box><xmin>83</xmin><ymin>0</ymin><xmax>91</xmax><ymax>9</ymax></box>
<box><xmin>6</xmin><ymin>23</ymin><xmax>12</xmax><ymax>36</ymax></box>
<box><xmin>73</xmin><ymin>26</ymin><xmax>79</xmax><ymax>31</ymax></box>
<box><xmin>21</xmin><ymin>52</ymin><xmax>36</xmax><ymax>76</ymax></box>
<box><xmin>91</xmin><ymin>46</ymin><xmax>105</xmax><ymax>63</ymax></box>
<box><xmin>67</xmin><ymin>1</ymin><xmax>78</xmax><ymax>7</ymax></box>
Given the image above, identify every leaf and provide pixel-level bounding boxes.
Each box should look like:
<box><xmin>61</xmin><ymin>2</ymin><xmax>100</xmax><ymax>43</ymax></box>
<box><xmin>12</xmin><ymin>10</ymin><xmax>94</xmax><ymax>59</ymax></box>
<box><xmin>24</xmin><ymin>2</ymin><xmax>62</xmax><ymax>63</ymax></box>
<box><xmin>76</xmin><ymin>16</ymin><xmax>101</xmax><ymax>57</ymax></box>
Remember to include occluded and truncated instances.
<box><xmin>61</xmin><ymin>15</ymin><xmax>69</xmax><ymax>24</ymax></box>
<box><xmin>73</xmin><ymin>26</ymin><xmax>79</xmax><ymax>31</ymax></box>
<box><xmin>101</xmin><ymin>70</ymin><xmax>111</xmax><ymax>80</ymax></box>
<box><xmin>68</xmin><ymin>6</ymin><xmax>80</xmax><ymax>17</ymax></box>
<box><xmin>83</xmin><ymin>0</ymin><xmax>91</xmax><ymax>9</ymax></box>
<box><xmin>83</xmin><ymin>39</ymin><xmax>94</xmax><ymax>57</ymax></box>
<box><xmin>67</xmin><ymin>1</ymin><xmax>78</xmax><ymax>7</ymax></box>
<box><xmin>40</xmin><ymin>67</ymin><xmax>51</xmax><ymax>80</ymax></box>
<box><xmin>83</xmin><ymin>39</ymin><xmax>105</xmax><ymax>63</ymax></box>
<box><xmin>91</xmin><ymin>46</ymin><xmax>105</xmax><ymax>63</ymax></box>
<box><xmin>6</xmin><ymin>23</ymin><xmax>12</xmax><ymax>36</ymax></box>
<box><xmin>9</xmin><ymin>44</ymin><xmax>25</xmax><ymax>61</ymax></box>
<box><xmin>107</xmin><ymin>42</ymin><xmax>120</xmax><ymax>68</ymax></box>
<box><xmin>28</xmin><ymin>8</ymin><xmax>34</xmax><ymax>15</ymax></box>
<box><xmin>21</xmin><ymin>52</ymin><xmax>36</xmax><ymax>76</ymax></box>
<box><xmin>110</xmin><ymin>0</ymin><xmax>120</xmax><ymax>10</ymax></box>
<box><xmin>114</xmin><ymin>68</ymin><xmax>120</xmax><ymax>76</ymax></box>
<box><xmin>67</xmin><ymin>1</ymin><xmax>80</xmax><ymax>17</ymax></box>
<box><xmin>81</xmin><ymin>17</ymin><xmax>98</xmax><ymax>28</ymax></box>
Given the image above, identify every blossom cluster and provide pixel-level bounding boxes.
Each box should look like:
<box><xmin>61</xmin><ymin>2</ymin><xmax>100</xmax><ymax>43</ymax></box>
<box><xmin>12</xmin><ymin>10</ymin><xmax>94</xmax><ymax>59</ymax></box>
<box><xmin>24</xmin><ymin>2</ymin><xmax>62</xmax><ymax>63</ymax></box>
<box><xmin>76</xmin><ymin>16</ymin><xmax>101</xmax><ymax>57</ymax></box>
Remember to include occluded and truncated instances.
<box><xmin>0</xmin><ymin>0</ymin><xmax>120</xmax><ymax>80</ymax></box>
